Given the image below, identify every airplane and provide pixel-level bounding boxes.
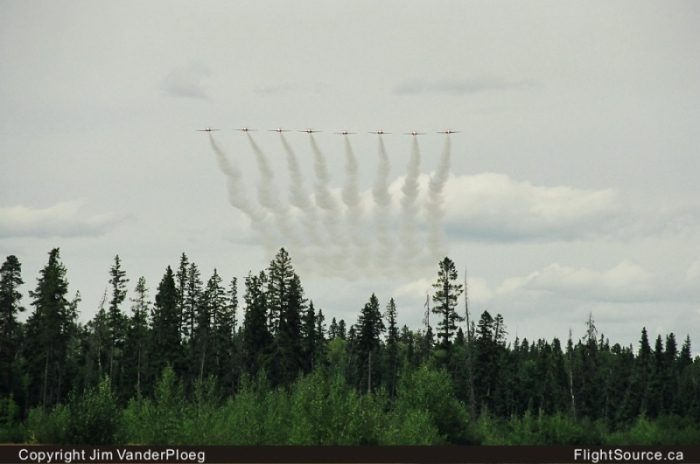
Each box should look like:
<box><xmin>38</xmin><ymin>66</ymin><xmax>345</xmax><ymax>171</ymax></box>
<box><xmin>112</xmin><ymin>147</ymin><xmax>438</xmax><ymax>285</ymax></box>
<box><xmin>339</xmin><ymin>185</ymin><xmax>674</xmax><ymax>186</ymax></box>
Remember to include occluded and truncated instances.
<box><xmin>334</xmin><ymin>130</ymin><xmax>356</xmax><ymax>135</ymax></box>
<box><xmin>269</xmin><ymin>128</ymin><xmax>290</xmax><ymax>132</ymax></box>
<box><xmin>404</xmin><ymin>131</ymin><xmax>426</xmax><ymax>136</ymax></box>
<box><xmin>437</xmin><ymin>129</ymin><xmax>460</xmax><ymax>134</ymax></box>
<box><xmin>299</xmin><ymin>128</ymin><xmax>321</xmax><ymax>133</ymax></box>
<box><xmin>368</xmin><ymin>130</ymin><xmax>391</xmax><ymax>135</ymax></box>
<box><xmin>197</xmin><ymin>127</ymin><xmax>220</xmax><ymax>132</ymax></box>
<box><xmin>235</xmin><ymin>127</ymin><xmax>256</xmax><ymax>132</ymax></box>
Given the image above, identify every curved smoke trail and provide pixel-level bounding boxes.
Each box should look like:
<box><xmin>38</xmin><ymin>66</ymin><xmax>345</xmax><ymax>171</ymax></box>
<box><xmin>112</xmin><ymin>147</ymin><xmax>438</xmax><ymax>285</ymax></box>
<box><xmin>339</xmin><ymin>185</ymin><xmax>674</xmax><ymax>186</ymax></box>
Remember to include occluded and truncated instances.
<box><xmin>341</xmin><ymin>137</ymin><xmax>368</xmax><ymax>268</ymax></box>
<box><xmin>246</xmin><ymin>133</ymin><xmax>302</xmax><ymax>250</ymax></box>
<box><xmin>309</xmin><ymin>135</ymin><xmax>348</xmax><ymax>270</ymax></box>
<box><xmin>208</xmin><ymin>134</ymin><xmax>276</xmax><ymax>256</ymax></box>
<box><xmin>280</xmin><ymin>134</ymin><xmax>322</xmax><ymax>247</ymax></box>
<box><xmin>425</xmin><ymin>135</ymin><xmax>451</xmax><ymax>261</ymax></box>
<box><xmin>372</xmin><ymin>136</ymin><xmax>393</xmax><ymax>269</ymax></box>
<box><xmin>399</xmin><ymin>137</ymin><xmax>422</xmax><ymax>267</ymax></box>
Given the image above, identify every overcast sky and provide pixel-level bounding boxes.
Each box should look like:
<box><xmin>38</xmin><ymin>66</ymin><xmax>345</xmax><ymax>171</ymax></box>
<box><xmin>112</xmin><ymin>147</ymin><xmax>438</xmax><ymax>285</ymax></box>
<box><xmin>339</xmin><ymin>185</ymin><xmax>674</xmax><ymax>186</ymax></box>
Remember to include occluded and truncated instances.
<box><xmin>2</xmin><ymin>1</ymin><xmax>699</xmax><ymax>352</ymax></box>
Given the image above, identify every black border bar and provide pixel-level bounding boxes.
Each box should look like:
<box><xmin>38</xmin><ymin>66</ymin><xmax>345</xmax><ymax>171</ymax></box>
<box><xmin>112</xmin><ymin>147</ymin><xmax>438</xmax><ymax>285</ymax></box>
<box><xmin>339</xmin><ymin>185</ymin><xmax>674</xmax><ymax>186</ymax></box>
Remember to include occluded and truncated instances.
<box><xmin>1</xmin><ymin>445</ymin><xmax>697</xmax><ymax>464</ymax></box>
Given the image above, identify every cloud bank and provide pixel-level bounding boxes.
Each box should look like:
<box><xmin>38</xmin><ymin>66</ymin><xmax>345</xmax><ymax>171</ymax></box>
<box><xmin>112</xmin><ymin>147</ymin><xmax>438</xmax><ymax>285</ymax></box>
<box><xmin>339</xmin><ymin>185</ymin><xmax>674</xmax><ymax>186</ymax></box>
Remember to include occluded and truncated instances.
<box><xmin>0</xmin><ymin>201</ymin><xmax>129</xmax><ymax>238</ymax></box>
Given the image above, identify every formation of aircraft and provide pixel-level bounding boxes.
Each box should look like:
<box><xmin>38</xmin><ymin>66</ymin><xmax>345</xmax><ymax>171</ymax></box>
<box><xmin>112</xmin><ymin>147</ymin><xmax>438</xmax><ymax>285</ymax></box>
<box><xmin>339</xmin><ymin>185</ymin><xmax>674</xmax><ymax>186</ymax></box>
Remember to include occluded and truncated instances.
<box><xmin>205</xmin><ymin>127</ymin><xmax>460</xmax><ymax>135</ymax></box>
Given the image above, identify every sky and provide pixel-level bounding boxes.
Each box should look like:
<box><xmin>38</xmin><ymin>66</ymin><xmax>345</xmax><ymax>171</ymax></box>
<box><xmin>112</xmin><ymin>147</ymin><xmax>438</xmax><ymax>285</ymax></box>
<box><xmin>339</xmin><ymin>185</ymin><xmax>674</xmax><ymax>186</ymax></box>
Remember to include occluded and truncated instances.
<box><xmin>1</xmin><ymin>1</ymin><xmax>699</xmax><ymax>353</ymax></box>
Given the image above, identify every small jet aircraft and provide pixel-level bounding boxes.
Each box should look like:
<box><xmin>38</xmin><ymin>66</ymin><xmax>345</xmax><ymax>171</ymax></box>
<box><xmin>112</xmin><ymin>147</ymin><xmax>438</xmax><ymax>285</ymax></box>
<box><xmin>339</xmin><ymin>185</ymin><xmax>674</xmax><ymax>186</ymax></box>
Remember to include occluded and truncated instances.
<box><xmin>299</xmin><ymin>129</ymin><xmax>321</xmax><ymax>133</ymax></box>
<box><xmin>334</xmin><ymin>130</ymin><xmax>356</xmax><ymax>135</ymax></box>
<box><xmin>437</xmin><ymin>130</ymin><xmax>460</xmax><ymax>134</ymax></box>
<box><xmin>404</xmin><ymin>131</ymin><xmax>426</xmax><ymax>136</ymax></box>
<box><xmin>269</xmin><ymin>128</ymin><xmax>290</xmax><ymax>133</ymax></box>
<box><xmin>197</xmin><ymin>127</ymin><xmax>220</xmax><ymax>132</ymax></box>
<box><xmin>235</xmin><ymin>127</ymin><xmax>256</xmax><ymax>132</ymax></box>
<box><xmin>369</xmin><ymin>130</ymin><xmax>391</xmax><ymax>135</ymax></box>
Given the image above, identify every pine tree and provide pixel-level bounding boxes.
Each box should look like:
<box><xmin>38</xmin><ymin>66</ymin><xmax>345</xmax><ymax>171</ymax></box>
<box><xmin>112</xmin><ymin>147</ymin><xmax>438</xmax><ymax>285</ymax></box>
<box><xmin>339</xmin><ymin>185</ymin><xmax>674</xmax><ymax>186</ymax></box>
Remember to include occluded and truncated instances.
<box><xmin>0</xmin><ymin>255</ymin><xmax>24</xmax><ymax>397</ymax></box>
<box><xmin>431</xmin><ymin>257</ymin><xmax>464</xmax><ymax>349</ymax></box>
<box><xmin>198</xmin><ymin>269</ymin><xmax>226</xmax><ymax>384</ymax></box>
<box><xmin>329</xmin><ymin>317</ymin><xmax>339</xmax><ymax>339</ymax></box>
<box><xmin>301</xmin><ymin>301</ymin><xmax>317</xmax><ymax>373</ymax></box>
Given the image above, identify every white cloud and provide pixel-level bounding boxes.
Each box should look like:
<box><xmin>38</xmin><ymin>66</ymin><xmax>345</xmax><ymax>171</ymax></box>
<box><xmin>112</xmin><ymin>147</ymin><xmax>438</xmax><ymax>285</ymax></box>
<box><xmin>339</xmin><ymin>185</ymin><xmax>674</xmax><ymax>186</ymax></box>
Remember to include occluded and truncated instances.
<box><xmin>495</xmin><ymin>260</ymin><xmax>654</xmax><ymax>302</ymax></box>
<box><xmin>0</xmin><ymin>201</ymin><xmax>129</xmax><ymax>238</ymax></box>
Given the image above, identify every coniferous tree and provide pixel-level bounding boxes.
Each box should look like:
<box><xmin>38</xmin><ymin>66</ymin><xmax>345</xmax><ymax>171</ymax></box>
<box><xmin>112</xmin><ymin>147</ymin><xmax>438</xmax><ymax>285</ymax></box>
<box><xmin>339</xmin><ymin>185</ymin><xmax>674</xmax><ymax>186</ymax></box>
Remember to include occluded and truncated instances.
<box><xmin>25</xmin><ymin>248</ymin><xmax>76</xmax><ymax>408</ymax></box>
<box><xmin>431</xmin><ymin>257</ymin><xmax>464</xmax><ymax>350</ymax></box>
<box><xmin>0</xmin><ymin>255</ymin><xmax>24</xmax><ymax>397</ymax></box>
<box><xmin>329</xmin><ymin>317</ymin><xmax>338</xmax><ymax>339</ymax></box>
<box><xmin>338</xmin><ymin>319</ymin><xmax>347</xmax><ymax>340</ymax></box>
<box><xmin>356</xmin><ymin>293</ymin><xmax>385</xmax><ymax>393</ymax></box>
<box><xmin>384</xmin><ymin>298</ymin><xmax>399</xmax><ymax>400</ymax></box>
<box><xmin>150</xmin><ymin>266</ymin><xmax>182</xmax><ymax>384</ymax></box>
<box><xmin>243</xmin><ymin>271</ymin><xmax>270</xmax><ymax>377</ymax></box>
<box><xmin>301</xmin><ymin>301</ymin><xmax>317</xmax><ymax>374</ymax></box>
<box><xmin>107</xmin><ymin>255</ymin><xmax>129</xmax><ymax>388</ymax></box>
<box><xmin>124</xmin><ymin>277</ymin><xmax>150</xmax><ymax>397</ymax></box>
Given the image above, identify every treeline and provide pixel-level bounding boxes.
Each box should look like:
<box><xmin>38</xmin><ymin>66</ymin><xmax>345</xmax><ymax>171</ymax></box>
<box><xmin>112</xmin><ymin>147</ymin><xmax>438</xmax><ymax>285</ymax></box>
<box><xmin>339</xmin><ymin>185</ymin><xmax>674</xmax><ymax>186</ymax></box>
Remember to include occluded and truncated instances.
<box><xmin>0</xmin><ymin>248</ymin><xmax>699</xmax><ymax>444</ymax></box>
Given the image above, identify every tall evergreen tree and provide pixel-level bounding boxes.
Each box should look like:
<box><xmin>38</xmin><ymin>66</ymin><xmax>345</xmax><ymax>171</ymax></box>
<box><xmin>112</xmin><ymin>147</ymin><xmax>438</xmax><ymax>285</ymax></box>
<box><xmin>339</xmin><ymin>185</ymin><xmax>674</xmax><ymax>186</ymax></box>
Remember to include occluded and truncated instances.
<box><xmin>150</xmin><ymin>266</ymin><xmax>182</xmax><ymax>383</ymax></box>
<box><xmin>124</xmin><ymin>277</ymin><xmax>150</xmax><ymax>397</ymax></box>
<box><xmin>266</xmin><ymin>249</ymin><xmax>305</xmax><ymax>386</ymax></box>
<box><xmin>107</xmin><ymin>255</ymin><xmax>129</xmax><ymax>385</ymax></box>
<box><xmin>356</xmin><ymin>293</ymin><xmax>385</xmax><ymax>393</ymax></box>
<box><xmin>384</xmin><ymin>298</ymin><xmax>399</xmax><ymax>400</ymax></box>
<box><xmin>243</xmin><ymin>271</ymin><xmax>270</xmax><ymax>377</ymax></box>
<box><xmin>25</xmin><ymin>248</ymin><xmax>76</xmax><ymax>408</ymax></box>
<box><xmin>431</xmin><ymin>257</ymin><xmax>464</xmax><ymax>349</ymax></box>
<box><xmin>0</xmin><ymin>255</ymin><xmax>24</xmax><ymax>397</ymax></box>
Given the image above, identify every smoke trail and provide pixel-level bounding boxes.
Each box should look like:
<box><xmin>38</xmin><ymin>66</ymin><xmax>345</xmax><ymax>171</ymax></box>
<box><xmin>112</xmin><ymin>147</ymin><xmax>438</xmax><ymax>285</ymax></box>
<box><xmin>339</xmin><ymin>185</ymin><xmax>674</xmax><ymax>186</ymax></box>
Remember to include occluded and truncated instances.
<box><xmin>341</xmin><ymin>137</ymin><xmax>368</xmax><ymax>268</ymax></box>
<box><xmin>208</xmin><ymin>134</ymin><xmax>276</xmax><ymax>256</ymax></box>
<box><xmin>246</xmin><ymin>133</ymin><xmax>302</xmax><ymax>249</ymax></box>
<box><xmin>372</xmin><ymin>136</ymin><xmax>393</xmax><ymax>269</ymax></box>
<box><xmin>425</xmin><ymin>135</ymin><xmax>451</xmax><ymax>261</ymax></box>
<box><xmin>399</xmin><ymin>137</ymin><xmax>421</xmax><ymax>267</ymax></box>
<box><xmin>309</xmin><ymin>135</ymin><xmax>349</xmax><ymax>268</ymax></box>
<box><xmin>280</xmin><ymin>134</ymin><xmax>322</xmax><ymax>247</ymax></box>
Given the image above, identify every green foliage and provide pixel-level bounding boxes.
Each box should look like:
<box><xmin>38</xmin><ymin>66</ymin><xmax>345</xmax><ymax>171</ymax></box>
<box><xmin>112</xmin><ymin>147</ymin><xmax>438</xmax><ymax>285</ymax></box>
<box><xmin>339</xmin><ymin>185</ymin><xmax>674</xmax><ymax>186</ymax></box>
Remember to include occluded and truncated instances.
<box><xmin>65</xmin><ymin>377</ymin><xmax>122</xmax><ymax>444</ymax></box>
<box><xmin>393</xmin><ymin>365</ymin><xmax>474</xmax><ymax>444</ymax></box>
<box><xmin>0</xmin><ymin>396</ymin><xmax>22</xmax><ymax>443</ymax></box>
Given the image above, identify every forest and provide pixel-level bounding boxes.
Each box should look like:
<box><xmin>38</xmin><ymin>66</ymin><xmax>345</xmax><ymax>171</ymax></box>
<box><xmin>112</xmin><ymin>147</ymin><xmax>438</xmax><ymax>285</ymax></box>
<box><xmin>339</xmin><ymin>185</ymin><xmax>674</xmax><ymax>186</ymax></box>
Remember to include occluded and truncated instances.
<box><xmin>0</xmin><ymin>248</ymin><xmax>699</xmax><ymax>445</ymax></box>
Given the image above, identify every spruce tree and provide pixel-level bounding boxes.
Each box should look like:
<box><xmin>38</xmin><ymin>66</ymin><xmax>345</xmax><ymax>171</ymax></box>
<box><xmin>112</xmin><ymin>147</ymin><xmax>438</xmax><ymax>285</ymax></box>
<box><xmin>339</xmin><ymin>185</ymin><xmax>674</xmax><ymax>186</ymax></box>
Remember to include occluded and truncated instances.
<box><xmin>124</xmin><ymin>276</ymin><xmax>150</xmax><ymax>396</ymax></box>
<box><xmin>384</xmin><ymin>298</ymin><xmax>399</xmax><ymax>400</ymax></box>
<box><xmin>243</xmin><ymin>271</ymin><xmax>270</xmax><ymax>377</ymax></box>
<box><xmin>356</xmin><ymin>293</ymin><xmax>385</xmax><ymax>393</ymax></box>
<box><xmin>150</xmin><ymin>266</ymin><xmax>182</xmax><ymax>383</ymax></box>
<box><xmin>107</xmin><ymin>255</ymin><xmax>128</xmax><ymax>386</ymax></box>
<box><xmin>0</xmin><ymin>255</ymin><xmax>24</xmax><ymax>397</ymax></box>
<box><xmin>25</xmin><ymin>248</ymin><xmax>76</xmax><ymax>408</ymax></box>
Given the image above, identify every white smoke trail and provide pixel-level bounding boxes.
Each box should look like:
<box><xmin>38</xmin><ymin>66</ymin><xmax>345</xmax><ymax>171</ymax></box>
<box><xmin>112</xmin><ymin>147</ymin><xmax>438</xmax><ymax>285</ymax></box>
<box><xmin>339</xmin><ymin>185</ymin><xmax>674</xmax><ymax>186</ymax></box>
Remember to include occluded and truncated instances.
<box><xmin>309</xmin><ymin>135</ymin><xmax>349</xmax><ymax>269</ymax></box>
<box><xmin>279</xmin><ymin>134</ymin><xmax>322</xmax><ymax>247</ymax></box>
<box><xmin>372</xmin><ymin>136</ymin><xmax>393</xmax><ymax>269</ymax></box>
<box><xmin>399</xmin><ymin>137</ymin><xmax>421</xmax><ymax>267</ymax></box>
<box><xmin>208</xmin><ymin>134</ymin><xmax>276</xmax><ymax>256</ymax></box>
<box><xmin>425</xmin><ymin>135</ymin><xmax>451</xmax><ymax>262</ymax></box>
<box><xmin>341</xmin><ymin>137</ymin><xmax>368</xmax><ymax>268</ymax></box>
<box><xmin>246</xmin><ymin>133</ymin><xmax>302</xmax><ymax>250</ymax></box>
